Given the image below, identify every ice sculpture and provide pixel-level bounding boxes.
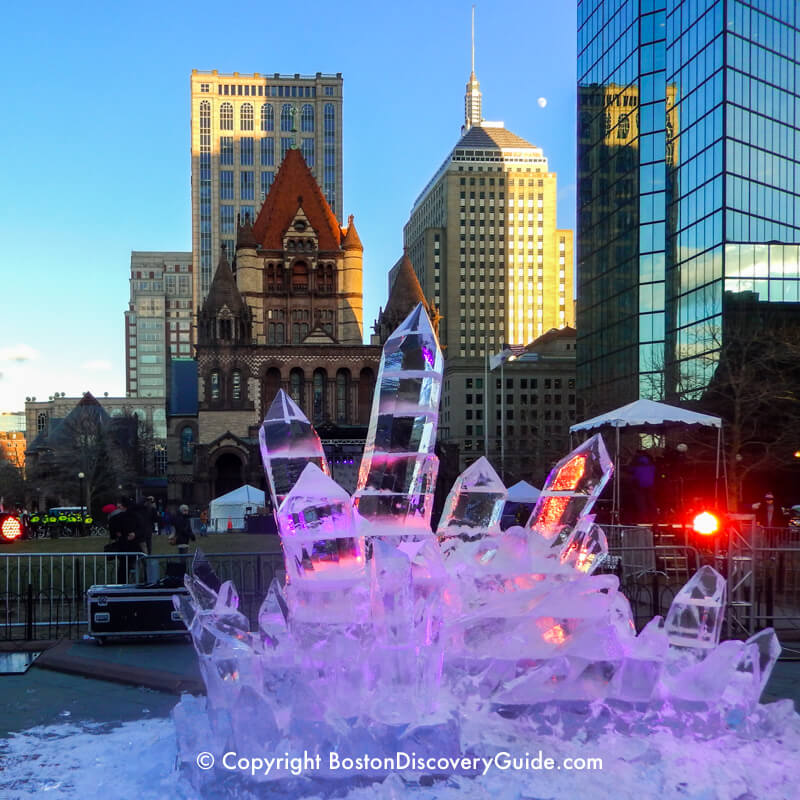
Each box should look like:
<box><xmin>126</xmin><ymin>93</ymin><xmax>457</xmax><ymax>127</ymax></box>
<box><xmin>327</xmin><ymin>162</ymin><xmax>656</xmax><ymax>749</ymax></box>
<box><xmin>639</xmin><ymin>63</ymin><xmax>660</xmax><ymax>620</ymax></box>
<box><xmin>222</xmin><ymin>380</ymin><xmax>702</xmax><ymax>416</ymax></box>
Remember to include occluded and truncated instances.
<box><xmin>664</xmin><ymin>565</ymin><xmax>727</xmax><ymax>649</ymax></box>
<box><xmin>437</xmin><ymin>456</ymin><xmax>505</xmax><ymax>558</ymax></box>
<box><xmin>259</xmin><ymin>389</ymin><xmax>330</xmax><ymax>508</ymax></box>
<box><xmin>353</xmin><ymin>303</ymin><xmax>443</xmax><ymax>537</ymax></box>
<box><xmin>174</xmin><ymin>304</ymin><xmax>783</xmax><ymax>790</ymax></box>
<box><xmin>526</xmin><ymin>433</ymin><xmax>613</xmax><ymax>542</ymax></box>
<box><xmin>276</xmin><ymin>463</ymin><xmax>365</xmax><ymax>583</ymax></box>
<box><xmin>559</xmin><ymin>516</ymin><xmax>608</xmax><ymax>574</ymax></box>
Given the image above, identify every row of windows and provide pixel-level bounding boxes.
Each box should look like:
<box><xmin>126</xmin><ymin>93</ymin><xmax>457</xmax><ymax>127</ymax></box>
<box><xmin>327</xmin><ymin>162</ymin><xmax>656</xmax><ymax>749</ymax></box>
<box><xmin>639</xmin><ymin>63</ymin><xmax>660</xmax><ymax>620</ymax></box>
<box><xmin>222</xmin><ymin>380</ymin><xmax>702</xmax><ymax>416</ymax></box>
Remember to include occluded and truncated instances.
<box><xmin>202</xmin><ymin>83</ymin><xmax>336</xmax><ymax>98</ymax></box>
<box><xmin>209</xmin><ymin>101</ymin><xmax>332</xmax><ymax>133</ymax></box>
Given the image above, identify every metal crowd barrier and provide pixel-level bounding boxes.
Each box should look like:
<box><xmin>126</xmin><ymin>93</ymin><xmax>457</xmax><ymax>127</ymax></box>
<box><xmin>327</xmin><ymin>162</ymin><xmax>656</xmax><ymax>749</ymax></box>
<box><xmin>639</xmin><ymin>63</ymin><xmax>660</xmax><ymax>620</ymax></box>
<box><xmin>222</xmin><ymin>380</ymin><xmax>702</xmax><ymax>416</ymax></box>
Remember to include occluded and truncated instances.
<box><xmin>0</xmin><ymin>551</ymin><xmax>283</xmax><ymax>641</ymax></box>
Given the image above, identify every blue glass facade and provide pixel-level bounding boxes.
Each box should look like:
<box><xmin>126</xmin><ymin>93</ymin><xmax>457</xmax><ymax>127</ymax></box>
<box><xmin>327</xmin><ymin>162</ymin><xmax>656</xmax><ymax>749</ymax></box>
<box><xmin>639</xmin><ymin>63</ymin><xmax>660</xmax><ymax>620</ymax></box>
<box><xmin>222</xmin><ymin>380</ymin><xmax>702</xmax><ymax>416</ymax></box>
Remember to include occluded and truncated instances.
<box><xmin>577</xmin><ymin>0</ymin><xmax>668</xmax><ymax>413</ymax></box>
<box><xmin>577</xmin><ymin>0</ymin><xmax>800</xmax><ymax>412</ymax></box>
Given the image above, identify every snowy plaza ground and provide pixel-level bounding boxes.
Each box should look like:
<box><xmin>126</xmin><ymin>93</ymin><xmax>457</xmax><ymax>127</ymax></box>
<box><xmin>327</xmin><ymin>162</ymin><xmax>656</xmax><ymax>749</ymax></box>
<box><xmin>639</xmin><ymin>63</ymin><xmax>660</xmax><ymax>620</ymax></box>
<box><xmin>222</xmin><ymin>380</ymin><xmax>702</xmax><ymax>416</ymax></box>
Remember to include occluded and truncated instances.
<box><xmin>1</xmin><ymin>650</ymin><xmax>799</xmax><ymax>800</ymax></box>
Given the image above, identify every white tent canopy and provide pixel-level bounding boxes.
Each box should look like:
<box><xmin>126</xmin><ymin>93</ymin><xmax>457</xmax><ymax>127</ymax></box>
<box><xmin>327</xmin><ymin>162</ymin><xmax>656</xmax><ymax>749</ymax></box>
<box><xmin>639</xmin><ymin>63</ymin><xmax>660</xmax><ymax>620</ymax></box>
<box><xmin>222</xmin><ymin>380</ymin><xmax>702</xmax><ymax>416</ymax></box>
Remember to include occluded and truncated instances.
<box><xmin>506</xmin><ymin>480</ymin><xmax>541</xmax><ymax>503</ymax></box>
<box><xmin>209</xmin><ymin>484</ymin><xmax>266</xmax><ymax>531</ymax></box>
<box><xmin>570</xmin><ymin>399</ymin><xmax>721</xmax><ymax>433</ymax></box>
<box><xmin>569</xmin><ymin>399</ymin><xmax>724</xmax><ymax>518</ymax></box>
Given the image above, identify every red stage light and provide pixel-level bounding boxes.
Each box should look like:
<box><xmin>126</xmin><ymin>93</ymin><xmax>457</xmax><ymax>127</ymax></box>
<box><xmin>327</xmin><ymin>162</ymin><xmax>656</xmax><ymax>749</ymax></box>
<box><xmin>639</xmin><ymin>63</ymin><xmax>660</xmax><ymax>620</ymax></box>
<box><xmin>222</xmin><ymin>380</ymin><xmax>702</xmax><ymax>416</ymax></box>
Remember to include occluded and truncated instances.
<box><xmin>1</xmin><ymin>515</ymin><xmax>23</xmax><ymax>541</ymax></box>
<box><xmin>693</xmin><ymin>511</ymin><xmax>720</xmax><ymax>536</ymax></box>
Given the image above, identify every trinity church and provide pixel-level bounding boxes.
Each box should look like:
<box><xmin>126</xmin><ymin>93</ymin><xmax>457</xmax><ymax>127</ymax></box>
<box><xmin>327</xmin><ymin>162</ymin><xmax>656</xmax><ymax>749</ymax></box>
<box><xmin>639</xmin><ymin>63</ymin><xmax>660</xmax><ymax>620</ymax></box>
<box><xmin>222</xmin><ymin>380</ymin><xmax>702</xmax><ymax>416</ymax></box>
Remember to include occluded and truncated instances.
<box><xmin>167</xmin><ymin>149</ymin><xmax>435</xmax><ymax>510</ymax></box>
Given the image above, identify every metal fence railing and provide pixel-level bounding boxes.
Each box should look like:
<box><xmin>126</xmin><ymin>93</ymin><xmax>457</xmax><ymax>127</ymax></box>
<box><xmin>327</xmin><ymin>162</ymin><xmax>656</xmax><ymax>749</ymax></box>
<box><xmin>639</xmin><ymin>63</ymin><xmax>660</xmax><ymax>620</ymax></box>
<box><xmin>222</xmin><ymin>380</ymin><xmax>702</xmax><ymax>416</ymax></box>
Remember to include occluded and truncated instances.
<box><xmin>3</xmin><ymin>523</ymin><xmax>799</xmax><ymax>642</ymax></box>
<box><xmin>0</xmin><ymin>551</ymin><xmax>284</xmax><ymax>641</ymax></box>
<box><xmin>603</xmin><ymin>521</ymin><xmax>800</xmax><ymax>638</ymax></box>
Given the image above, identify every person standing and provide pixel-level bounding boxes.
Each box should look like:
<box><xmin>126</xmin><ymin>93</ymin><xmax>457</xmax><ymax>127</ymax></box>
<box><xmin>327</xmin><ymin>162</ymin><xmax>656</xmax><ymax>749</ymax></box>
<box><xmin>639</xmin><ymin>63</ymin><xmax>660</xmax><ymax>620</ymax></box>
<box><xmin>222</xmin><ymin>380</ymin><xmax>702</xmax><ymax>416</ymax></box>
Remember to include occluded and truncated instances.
<box><xmin>106</xmin><ymin>498</ymin><xmax>139</xmax><ymax>583</ymax></box>
<box><xmin>755</xmin><ymin>492</ymin><xmax>785</xmax><ymax>529</ymax></box>
<box><xmin>173</xmin><ymin>504</ymin><xmax>196</xmax><ymax>555</ymax></box>
<box><xmin>128</xmin><ymin>497</ymin><xmax>153</xmax><ymax>555</ymax></box>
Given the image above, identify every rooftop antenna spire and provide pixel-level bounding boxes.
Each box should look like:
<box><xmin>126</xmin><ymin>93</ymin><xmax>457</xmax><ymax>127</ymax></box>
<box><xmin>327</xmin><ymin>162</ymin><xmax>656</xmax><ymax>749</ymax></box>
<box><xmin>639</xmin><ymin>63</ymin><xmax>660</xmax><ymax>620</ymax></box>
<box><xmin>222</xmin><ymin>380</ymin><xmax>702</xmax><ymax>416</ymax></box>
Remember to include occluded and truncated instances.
<box><xmin>463</xmin><ymin>5</ymin><xmax>482</xmax><ymax>133</ymax></box>
<box><xmin>471</xmin><ymin>4</ymin><xmax>475</xmax><ymax>76</ymax></box>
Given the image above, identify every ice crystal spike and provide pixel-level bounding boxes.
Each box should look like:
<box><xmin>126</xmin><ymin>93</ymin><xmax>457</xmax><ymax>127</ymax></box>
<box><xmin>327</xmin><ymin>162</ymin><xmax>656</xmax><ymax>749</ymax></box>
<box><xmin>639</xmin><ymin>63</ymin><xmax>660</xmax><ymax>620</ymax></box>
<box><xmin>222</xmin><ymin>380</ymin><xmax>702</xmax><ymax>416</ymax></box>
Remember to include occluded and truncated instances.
<box><xmin>527</xmin><ymin>433</ymin><xmax>613</xmax><ymax>541</ymax></box>
<box><xmin>437</xmin><ymin>457</ymin><xmax>506</xmax><ymax>552</ymax></box>
<box><xmin>354</xmin><ymin>303</ymin><xmax>444</xmax><ymax>535</ymax></box>
<box><xmin>744</xmin><ymin>627</ymin><xmax>781</xmax><ymax>697</ymax></box>
<box><xmin>559</xmin><ymin>517</ymin><xmax>608</xmax><ymax>574</ymax></box>
<box><xmin>259</xmin><ymin>389</ymin><xmax>330</xmax><ymax>509</ymax></box>
<box><xmin>664</xmin><ymin>565</ymin><xmax>727</xmax><ymax>649</ymax></box>
<box><xmin>276</xmin><ymin>462</ymin><xmax>365</xmax><ymax>583</ymax></box>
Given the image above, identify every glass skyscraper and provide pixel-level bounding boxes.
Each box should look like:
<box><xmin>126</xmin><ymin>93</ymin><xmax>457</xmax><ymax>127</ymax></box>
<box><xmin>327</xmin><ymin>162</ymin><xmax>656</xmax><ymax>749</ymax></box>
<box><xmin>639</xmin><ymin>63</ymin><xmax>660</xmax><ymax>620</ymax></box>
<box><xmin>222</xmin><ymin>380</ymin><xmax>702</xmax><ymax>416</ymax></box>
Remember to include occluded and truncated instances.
<box><xmin>577</xmin><ymin>0</ymin><xmax>800</xmax><ymax>414</ymax></box>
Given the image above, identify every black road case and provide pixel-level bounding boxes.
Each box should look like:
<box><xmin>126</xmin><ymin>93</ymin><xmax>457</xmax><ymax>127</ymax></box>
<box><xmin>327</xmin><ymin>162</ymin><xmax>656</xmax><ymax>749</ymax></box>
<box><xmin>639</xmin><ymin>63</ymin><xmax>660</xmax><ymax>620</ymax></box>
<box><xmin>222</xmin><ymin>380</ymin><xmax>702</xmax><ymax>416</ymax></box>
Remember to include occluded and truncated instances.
<box><xmin>87</xmin><ymin>584</ymin><xmax>189</xmax><ymax>640</ymax></box>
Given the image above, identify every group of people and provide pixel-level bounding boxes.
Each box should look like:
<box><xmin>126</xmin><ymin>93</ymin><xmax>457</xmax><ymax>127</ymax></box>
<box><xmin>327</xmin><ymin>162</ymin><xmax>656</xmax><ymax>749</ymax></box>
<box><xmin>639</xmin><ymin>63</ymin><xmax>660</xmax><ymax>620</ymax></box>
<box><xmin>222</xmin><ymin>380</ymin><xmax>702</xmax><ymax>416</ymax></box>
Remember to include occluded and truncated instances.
<box><xmin>104</xmin><ymin>497</ymin><xmax>195</xmax><ymax>583</ymax></box>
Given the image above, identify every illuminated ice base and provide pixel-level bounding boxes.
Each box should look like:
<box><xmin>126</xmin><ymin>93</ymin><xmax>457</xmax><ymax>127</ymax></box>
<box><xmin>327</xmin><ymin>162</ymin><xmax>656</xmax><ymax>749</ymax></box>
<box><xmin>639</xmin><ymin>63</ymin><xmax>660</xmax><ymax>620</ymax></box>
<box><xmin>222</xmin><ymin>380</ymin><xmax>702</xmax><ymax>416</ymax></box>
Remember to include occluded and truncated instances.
<box><xmin>2</xmin><ymin>699</ymin><xmax>799</xmax><ymax>800</ymax></box>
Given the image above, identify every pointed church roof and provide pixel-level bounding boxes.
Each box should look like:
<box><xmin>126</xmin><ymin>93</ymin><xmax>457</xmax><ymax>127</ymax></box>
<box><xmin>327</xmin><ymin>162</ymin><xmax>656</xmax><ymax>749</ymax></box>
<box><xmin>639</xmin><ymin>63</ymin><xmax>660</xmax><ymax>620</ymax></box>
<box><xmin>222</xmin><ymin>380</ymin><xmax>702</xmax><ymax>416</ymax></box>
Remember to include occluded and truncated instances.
<box><xmin>341</xmin><ymin>215</ymin><xmax>363</xmax><ymax>251</ymax></box>
<box><xmin>203</xmin><ymin>247</ymin><xmax>246</xmax><ymax>314</ymax></box>
<box><xmin>45</xmin><ymin>393</ymin><xmax>112</xmax><ymax>448</ymax></box>
<box><xmin>236</xmin><ymin>211</ymin><xmax>258</xmax><ymax>251</ymax></box>
<box><xmin>252</xmin><ymin>149</ymin><xmax>342</xmax><ymax>251</ymax></box>
<box><xmin>384</xmin><ymin>251</ymin><xmax>427</xmax><ymax>320</ymax></box>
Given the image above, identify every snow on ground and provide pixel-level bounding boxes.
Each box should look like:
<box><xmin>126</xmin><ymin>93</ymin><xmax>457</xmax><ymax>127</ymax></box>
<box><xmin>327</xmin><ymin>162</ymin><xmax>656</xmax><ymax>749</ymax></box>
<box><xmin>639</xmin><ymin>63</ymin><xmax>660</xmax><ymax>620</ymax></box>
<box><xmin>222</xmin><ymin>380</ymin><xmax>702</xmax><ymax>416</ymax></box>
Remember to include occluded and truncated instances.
<box><xmin>1</xmin><ymin>700</ymin><xmax>799</xmax><ymax>800</ymax></box>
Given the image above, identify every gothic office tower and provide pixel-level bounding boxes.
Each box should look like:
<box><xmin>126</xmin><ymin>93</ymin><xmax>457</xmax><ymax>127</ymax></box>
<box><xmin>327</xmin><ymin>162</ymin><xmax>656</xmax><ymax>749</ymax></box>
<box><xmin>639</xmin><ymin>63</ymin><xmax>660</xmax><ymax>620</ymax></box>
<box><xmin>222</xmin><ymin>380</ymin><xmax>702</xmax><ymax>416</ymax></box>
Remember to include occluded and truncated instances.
<box><xmin>576</xmin><ymin>0</ymin><xmax>800</xmax><ymax>414</ymax></box>
<box><xmin>190</xmin><ymin>70</ymin><xmax>344</xmax><ymax>308</ymax></box>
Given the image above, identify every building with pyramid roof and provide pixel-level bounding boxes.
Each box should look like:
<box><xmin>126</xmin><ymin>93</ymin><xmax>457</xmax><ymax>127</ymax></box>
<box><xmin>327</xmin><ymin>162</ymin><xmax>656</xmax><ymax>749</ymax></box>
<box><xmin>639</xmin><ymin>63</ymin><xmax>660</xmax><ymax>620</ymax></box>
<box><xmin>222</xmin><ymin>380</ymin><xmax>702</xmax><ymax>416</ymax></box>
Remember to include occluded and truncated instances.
<box><xmin>397</xmin><ymin>30</ymin><xmax>576</xmax><ymax>487</ymax></box>
<box><xmin>167</xmin><ymin>149</ymin><xmax>381</xmax><ymax>509</ymax></box>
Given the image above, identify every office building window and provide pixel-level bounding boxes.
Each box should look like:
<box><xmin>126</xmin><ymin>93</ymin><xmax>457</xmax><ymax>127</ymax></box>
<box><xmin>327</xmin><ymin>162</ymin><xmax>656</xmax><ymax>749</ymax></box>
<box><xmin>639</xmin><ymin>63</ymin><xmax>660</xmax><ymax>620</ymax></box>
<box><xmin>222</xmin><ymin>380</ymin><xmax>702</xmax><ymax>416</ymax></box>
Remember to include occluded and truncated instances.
<box><xmin>301</xmin><ymin>104</ymin><xmax>314</xmax><ymax>132</ymax></box>
<box><xmin>261</xmin><ymin>170</ymin><xmax>274</xmax><ymax>198</ymax></box>
<box><xmin>261</xmin><ymin>103</ymin><xmax>274</xmax><ymax>131</ymax></box>
<box><xmin>220</xmin><ymin>205</ymin><xmax>235</xmax><ymax>234</ymax></box>
<box><xmin>261</xmin><ymin>137</ymin><xmax>274</xmax><ymax>166</ymax></box>
<box><xmin>220</xmin><ymin>102</ymin><xmax>233</xmax><ymax>130</ymax></box>
<box><xmin>220</xmin><ymin>170</ymin><xmax>233</xmax><ymax>200</ymax></box>
<box><xmin>301</xmin><ymin>138</ymin><xmax>314</xmax><ymax>166</ymax></box>
<box><xmin>240</xmin><ymin>103</ymin><xmax>253</xmax><ymax>131</ymax></box>
<box><xmin>240</xmin><ymin>171</ymin><xmax>254</xmax><ymax>200</ymax></box>
<box><xmin>281</xmin><ymin>104</ymin><xmax>295</xmax><ymax>132</ymax></box>
<box><xmin>240</xmin><ymin>137</ymin><xmax>253</xmax><ymax>165</ymax></box>
<box><xmin>220</xmin><ymin>136</ymin><xmax>233</xmax><ymax>165</ymax></box>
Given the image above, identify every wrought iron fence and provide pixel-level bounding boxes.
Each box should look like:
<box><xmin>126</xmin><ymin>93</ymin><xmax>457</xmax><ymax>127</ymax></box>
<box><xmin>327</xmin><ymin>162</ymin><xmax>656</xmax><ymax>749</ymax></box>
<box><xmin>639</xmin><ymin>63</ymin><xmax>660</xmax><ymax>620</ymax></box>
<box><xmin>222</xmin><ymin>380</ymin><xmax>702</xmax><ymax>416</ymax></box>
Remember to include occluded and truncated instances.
<box><xmin>0</xmin><ymin>551</ymin><xmax>284</xmax><ymax>641</ymax></box>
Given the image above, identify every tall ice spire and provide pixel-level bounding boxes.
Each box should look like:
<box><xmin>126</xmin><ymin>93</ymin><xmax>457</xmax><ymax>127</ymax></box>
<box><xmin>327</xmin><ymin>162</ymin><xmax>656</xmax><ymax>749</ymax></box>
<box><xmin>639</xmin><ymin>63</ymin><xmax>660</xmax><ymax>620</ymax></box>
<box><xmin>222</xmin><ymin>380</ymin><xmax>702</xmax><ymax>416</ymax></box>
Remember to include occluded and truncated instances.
<box><xmin>464</xmin><ymin>5</ymin><xmax>482</xmax><ymax>133</ymax></box>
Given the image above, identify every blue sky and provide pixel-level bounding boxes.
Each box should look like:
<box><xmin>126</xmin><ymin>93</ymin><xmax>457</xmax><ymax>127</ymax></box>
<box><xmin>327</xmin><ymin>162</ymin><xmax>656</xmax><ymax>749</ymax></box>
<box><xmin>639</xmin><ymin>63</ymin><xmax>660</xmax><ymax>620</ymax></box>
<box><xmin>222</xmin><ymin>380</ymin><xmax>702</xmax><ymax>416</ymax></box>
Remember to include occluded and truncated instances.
<box><xmin>0</xmin><ymin>0</ymin><xmax>577</xmax><ymax>412</ymax></box>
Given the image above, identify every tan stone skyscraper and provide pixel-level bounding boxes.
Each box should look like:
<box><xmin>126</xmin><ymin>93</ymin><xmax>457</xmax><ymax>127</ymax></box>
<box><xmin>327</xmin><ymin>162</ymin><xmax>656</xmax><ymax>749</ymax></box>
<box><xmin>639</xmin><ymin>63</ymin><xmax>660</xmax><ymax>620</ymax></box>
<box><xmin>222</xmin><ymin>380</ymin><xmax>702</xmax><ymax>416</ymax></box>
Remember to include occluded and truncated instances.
<box><xmin>190</xmin><ymin>70</ymin><xmax>344</xmax><ymax>309</ymax></box>
<box><xmin>403</xmin><ymin>76</ymin><xmax>573</xmax><ymax>357</ymax></box>
<box><xmin>401</xmin><ymin>44</ymin><xmax>575</xmax><ymax>486</ymax></box>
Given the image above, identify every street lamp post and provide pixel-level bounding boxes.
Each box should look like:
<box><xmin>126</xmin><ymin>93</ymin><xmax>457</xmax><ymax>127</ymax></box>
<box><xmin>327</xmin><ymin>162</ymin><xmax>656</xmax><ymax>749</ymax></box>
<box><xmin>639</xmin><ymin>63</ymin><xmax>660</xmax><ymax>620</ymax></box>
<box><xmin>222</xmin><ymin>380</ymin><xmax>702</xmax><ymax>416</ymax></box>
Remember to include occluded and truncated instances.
<box><xmin>78</xmin><ymin>472</ymin><xmax>85</xmax><ymax>513</ymax></box>
<box><xmin>488</xmin><ymin>346</ymin><xmax>518</xmax><ymax>483</ymax></box>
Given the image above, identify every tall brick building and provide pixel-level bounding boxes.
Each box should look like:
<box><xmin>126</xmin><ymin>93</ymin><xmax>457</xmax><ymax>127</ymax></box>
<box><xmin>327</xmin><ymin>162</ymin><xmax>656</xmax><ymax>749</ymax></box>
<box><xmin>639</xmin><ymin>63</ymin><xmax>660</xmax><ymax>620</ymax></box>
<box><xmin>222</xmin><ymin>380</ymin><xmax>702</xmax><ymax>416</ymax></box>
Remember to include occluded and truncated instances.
<box><xmin>167</xmin><ymin>150</ymin><xmax>383</xmax><ymax>509</ymax></box>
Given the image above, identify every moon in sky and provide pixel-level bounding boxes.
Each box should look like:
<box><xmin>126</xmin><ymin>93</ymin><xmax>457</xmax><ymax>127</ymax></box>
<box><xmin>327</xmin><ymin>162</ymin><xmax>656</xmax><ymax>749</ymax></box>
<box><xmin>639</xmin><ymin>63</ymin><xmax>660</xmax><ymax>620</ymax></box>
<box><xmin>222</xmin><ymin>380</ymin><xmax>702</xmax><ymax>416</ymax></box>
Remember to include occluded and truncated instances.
<box><xmin>537</xmin><ymin>97</ymin><xmax>547</xmax><ymax>108</ymax></box>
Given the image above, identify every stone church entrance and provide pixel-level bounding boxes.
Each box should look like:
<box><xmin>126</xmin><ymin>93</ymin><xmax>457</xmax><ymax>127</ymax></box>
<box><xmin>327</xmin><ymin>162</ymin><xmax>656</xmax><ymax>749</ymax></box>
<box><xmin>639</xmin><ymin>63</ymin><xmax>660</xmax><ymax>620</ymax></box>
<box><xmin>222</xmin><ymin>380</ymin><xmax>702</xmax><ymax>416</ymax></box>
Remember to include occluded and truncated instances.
<box><xmin>213</xmin><ymin>452</ymin><xmax>245</xmax><ymax>497</ymax></box>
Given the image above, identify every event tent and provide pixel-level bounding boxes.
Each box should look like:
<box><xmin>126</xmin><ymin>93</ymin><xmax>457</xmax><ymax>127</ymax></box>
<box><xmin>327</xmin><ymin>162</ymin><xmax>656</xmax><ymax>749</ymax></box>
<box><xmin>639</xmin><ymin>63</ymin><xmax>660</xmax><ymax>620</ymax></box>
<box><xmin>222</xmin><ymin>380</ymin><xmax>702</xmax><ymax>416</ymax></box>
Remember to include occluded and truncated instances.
<box><xmin>209</xmin><ymin>484</ymin><xmax>266</xmax><ymax>531</ymax></box>
<box><xmin>506</xmin><ymin>480</ymin><xmax>541</xmax><ymax>503</ymax></box>
<box><xmin>569</xmin><ymin>399</ymin><xmax>723</xmax><ymax>518</ymax></box>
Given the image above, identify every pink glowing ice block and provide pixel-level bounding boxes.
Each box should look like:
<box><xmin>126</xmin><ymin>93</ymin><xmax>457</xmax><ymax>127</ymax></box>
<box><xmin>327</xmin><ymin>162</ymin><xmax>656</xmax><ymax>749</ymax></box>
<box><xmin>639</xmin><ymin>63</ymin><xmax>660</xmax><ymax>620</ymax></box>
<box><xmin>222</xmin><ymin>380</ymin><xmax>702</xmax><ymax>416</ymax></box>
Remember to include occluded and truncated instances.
<box><xmin>527</xmin><ymin>433</ymin><xmax>613</xmax><ymax>541</ymax></box>
<box><xmin>354</xmin><ymin>303</ymin><xmax>443</xmax><ymax>536</ymax></box>
<box><xmin>259</xmin><ymin>389</ymin><xmax>330</xmax><ymax>509</ymax></box>
<box><xmin>275</xmin><ymin>463</ymin><xmax>365</xmax><ymax>585</ymax></box>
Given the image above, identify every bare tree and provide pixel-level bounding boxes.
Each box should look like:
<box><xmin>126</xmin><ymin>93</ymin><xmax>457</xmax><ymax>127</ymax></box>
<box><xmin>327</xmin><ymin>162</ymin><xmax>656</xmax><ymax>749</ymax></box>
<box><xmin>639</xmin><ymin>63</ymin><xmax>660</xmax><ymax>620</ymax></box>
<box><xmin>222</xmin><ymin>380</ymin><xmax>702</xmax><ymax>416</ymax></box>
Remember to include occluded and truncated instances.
<box><xmin>671</xmin><ymin>304</ymin><xmax>800</xmax><ymax>508</ymax></box>
<box><xmin>0</xmin><ymin>448</ymin><xmax>27</xmax><ymax>509</ymax></box>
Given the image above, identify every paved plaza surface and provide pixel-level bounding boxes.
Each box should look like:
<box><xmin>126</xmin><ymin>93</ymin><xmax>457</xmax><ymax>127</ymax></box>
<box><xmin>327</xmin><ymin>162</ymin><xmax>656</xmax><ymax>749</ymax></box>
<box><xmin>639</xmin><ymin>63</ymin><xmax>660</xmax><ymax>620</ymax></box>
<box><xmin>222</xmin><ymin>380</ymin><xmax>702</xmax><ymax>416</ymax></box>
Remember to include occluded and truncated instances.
<box><xmin>0</xmin><ymin>639</ymin><xmax>798</xmax><ymax>739</ymax></box>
